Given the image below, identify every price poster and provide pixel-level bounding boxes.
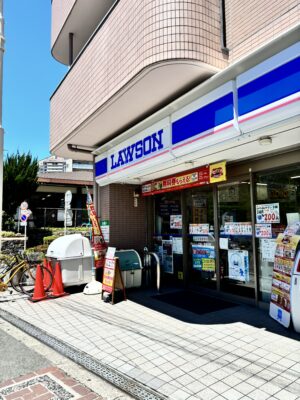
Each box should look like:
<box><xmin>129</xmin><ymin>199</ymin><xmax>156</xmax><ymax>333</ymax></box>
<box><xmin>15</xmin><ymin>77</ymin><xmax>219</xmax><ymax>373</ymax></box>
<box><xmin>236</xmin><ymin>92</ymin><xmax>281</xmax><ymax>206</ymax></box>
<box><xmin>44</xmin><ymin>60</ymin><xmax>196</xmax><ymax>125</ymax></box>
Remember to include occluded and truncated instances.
<box><xmin>228</xmin><ymin>250</ymin><xmax>249</xmax><ymax>282</ymax></box>
<box><xmin>189</xmin><ymin>224</ymin><xmax>209</xmax><ymax>235</ymax></box>
<box><xmin>162</xmin><ymin>240</ymin><xmax>173</xmax><ymax>274</ymax></box>
<box><xmin>255</xmin><ymin>224</ymin><xmax>272</xmax><ymax>238</ymax></box>
<box><xmin>269</xmin><ymin>231</ymin><xmax>300</xmax><ymax>328</ymax></box>
<box><xmin>102</xmin><ymin>258</ymin><xmax>116</xmax><ymax>290</ymax></box>
<box><xmin>256</xmin><ymin>203</ymin><xmax>280</xmax><ymax>224</ymax></box>
<box><xmin>192</xmin><ymin>245</ymin><xmax>215</xmax><ymax>271</ymax></box>
<box><xmin>172</xmin><ymin>237</ymin><xmax>183</xmax><ymax>254</ymax></box>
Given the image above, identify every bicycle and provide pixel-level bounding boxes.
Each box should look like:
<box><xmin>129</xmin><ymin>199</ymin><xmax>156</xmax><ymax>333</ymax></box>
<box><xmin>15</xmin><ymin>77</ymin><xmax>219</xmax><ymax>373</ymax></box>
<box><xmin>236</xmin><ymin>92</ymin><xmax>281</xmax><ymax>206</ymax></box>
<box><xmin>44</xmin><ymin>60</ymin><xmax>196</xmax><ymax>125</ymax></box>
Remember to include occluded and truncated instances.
<box><xmin>0</xmin><ymin>254</ymin><xmax>53</xmax><ymax>296</ymax></box>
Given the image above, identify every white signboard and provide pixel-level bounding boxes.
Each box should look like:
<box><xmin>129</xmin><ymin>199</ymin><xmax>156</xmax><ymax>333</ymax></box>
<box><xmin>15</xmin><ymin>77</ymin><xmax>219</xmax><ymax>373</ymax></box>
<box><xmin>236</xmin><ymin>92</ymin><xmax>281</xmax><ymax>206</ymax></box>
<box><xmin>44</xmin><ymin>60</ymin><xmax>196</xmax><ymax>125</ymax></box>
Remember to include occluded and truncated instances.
<box><xmin>261</xmin><ymin>239</ymin><xmax>277</xmax><ymax>262</ymax></box>
<box><xmin>228</xmin><ymin>250</ymin><xmax>249</xmax><ymax>282</ymax></box>
<box><xmin>224</xmin><ymin>222</ymin><xmax>252</xmax><ymax>236</ymax></box>
<box><xmin>189</xmin><ymin>224</ymin><xmax>209</xmax><ymax>235</ymax></box>
<box><xmin>65</xmin><ymin>190</ymin><xmax>72</xmax><ymax>208</ymax></box>
<box><xmin>256</xmin><ymin>203</ymin><xmax>280</xmax><ymax>224</ymax></box>
<box><xmin>172</xmin><ymin>237</ymin><xmax>183</xmax><ymax>254</ymax></box>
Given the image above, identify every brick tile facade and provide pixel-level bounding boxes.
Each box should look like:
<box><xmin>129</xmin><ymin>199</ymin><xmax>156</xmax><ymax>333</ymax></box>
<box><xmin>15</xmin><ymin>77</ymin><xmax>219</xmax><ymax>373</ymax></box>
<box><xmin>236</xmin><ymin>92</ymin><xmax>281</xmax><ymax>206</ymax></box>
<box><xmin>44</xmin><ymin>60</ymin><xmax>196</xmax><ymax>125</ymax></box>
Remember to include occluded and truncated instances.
<box><xmin>226</xmin><ymin>0</ymin><xmax>300</xmax><ymax>62</ymax></box>
<box><xmin>50</xmin><ymin>0</ymin><xmax>228</xmax><ymax>152</ymax></box>
<box><xmin>99</xmin><ymin>184</ymin><xmax>147</xmax><ymax>252</ymax></box>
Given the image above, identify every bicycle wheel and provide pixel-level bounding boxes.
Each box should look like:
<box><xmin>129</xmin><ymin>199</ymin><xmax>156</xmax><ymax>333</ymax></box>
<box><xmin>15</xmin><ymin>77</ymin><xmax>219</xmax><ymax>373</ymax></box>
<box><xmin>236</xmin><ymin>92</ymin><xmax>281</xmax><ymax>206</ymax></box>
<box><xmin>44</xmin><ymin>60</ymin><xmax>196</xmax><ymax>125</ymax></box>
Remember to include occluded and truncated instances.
<box><xmin>18</xmin><ymin>265</ymin><xmax>53</xmax><ymax>295</ymax></box>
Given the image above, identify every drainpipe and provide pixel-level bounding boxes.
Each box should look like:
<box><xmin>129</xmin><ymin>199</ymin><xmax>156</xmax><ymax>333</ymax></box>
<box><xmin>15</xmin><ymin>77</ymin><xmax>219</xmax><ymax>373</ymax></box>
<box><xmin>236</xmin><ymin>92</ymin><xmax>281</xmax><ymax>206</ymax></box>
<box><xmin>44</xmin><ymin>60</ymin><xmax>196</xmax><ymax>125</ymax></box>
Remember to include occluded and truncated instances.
<box><xmin>0</xmin><ymin>0</ymin><xmax>5</xmax><ymax>252</ymax></box>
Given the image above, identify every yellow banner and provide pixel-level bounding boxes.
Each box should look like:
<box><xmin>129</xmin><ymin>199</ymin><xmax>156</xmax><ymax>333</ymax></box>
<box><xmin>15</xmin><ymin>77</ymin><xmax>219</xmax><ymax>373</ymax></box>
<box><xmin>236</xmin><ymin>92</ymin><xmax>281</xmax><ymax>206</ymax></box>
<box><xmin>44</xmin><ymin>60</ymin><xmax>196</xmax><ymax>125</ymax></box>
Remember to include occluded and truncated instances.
<box><xmin>209</xmin><ymin>161</ymin><xmax>226</xmax><ymax>183</ymax></box>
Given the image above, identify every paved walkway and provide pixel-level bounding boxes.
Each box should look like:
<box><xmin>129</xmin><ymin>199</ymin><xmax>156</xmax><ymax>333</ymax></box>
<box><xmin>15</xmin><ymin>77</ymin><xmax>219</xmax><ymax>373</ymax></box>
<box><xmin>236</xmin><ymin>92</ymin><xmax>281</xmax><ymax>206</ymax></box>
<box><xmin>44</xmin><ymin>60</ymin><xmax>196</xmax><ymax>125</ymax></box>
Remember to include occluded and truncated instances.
<box><xmin>1</xmin><ymin>289</ymin><xmax>300</xmax><ymax>400</ymax></box>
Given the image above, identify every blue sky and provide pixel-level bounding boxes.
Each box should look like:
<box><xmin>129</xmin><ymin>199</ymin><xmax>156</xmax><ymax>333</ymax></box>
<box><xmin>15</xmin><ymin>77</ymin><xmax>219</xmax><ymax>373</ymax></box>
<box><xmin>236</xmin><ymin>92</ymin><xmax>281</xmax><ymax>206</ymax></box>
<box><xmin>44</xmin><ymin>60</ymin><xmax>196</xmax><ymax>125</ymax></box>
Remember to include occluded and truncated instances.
<box><xmin>3</xmin><ymin>0</ymin><xmax>67</xmax><ymax>160</ymax></box>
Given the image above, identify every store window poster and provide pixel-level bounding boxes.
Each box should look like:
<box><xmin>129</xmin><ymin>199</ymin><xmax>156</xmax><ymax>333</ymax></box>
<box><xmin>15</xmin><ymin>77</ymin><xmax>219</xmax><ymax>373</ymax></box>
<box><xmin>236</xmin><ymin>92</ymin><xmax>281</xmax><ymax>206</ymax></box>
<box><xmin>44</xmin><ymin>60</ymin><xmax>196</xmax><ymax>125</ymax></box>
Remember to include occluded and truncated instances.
<box><xmin>228</xmin><ymin>250</ymin><xmax>250</xmax><ymax>282</ymax></box>
<box><xmin>170</xmin><ymin>215</ymin><xmax>182</xmax><ymax>229</ymax></box>
<box><xmin>162</xmin><ymin>240</ymin><xmax>173</xmax><ymax>274</ymax></box>
<box><xmin>192</xmin><ymin>245</ymin><xmax>215</xmax><ymax>271</ymax></box>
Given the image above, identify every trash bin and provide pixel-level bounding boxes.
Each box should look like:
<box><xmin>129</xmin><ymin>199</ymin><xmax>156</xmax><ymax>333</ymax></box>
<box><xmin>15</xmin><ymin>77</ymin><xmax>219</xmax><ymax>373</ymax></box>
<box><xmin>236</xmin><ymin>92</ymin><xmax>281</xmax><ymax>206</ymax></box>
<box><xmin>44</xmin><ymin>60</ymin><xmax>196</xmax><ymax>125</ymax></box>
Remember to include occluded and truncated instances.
<box><xmin>115</xmin><ymin>249</ymin><xmax>142</xmax><ymax>288</ymax></box>
<box><xmin>46</xmin><ymin>234</ymin><xmax>92</xmax><ymax>287</ymax></box>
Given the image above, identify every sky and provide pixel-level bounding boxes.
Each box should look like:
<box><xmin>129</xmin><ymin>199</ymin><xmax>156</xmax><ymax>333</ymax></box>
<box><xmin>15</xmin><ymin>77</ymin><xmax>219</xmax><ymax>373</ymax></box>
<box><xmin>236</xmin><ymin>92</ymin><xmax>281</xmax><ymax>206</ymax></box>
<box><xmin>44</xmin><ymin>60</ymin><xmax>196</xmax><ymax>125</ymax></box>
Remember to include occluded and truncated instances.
<box><xmin>3</xmin><ymin>0</ymin><xmax>67</xmax><ymax>160</ymax></box>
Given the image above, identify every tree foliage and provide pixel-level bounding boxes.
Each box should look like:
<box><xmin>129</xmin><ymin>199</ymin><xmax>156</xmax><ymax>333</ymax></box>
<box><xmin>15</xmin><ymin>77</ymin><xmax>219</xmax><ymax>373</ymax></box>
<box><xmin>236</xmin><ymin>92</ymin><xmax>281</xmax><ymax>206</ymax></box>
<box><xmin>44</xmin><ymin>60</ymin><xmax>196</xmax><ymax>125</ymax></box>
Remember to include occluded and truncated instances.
<box><xmin>3</xmin><ymin>152</ymin><xmax>38</xmax><ymax>217</ymax></box>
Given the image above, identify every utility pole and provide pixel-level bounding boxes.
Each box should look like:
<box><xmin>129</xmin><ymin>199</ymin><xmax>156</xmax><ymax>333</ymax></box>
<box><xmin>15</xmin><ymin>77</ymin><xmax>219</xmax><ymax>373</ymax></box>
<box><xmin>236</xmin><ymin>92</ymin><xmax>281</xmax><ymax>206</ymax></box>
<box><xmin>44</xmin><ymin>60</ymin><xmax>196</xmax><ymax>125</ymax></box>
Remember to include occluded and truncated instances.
<box><xmin>0</xmin><ymin>0</ymin><xmax>4</xmax><ymax>253</ymax></box>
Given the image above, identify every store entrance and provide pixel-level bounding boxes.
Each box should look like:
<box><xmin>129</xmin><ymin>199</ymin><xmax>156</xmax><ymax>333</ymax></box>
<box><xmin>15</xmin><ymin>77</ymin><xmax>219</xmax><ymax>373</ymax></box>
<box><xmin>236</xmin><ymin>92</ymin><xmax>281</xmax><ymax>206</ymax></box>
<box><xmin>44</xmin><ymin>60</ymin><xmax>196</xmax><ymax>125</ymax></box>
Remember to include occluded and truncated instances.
<box><xmin>187</xmin><ymin>186</ymin><xmax>216</xmax><ymax>290</ymax></box>
<box><xmin>218</xmin><ymin>180</ymin><xmax>255</xmax><ymax>298</ymax></box>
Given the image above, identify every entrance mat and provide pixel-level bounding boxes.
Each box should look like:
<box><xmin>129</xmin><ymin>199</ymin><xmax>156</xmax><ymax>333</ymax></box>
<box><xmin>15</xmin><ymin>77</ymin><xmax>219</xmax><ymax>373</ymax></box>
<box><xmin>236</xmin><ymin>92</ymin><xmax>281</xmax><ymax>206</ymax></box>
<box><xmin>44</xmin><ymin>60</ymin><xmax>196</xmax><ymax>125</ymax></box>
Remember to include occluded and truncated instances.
<box><xmin>153</xmin><ymin>291</ymin><xmax>238</xmax><ymax>316</ymax></box>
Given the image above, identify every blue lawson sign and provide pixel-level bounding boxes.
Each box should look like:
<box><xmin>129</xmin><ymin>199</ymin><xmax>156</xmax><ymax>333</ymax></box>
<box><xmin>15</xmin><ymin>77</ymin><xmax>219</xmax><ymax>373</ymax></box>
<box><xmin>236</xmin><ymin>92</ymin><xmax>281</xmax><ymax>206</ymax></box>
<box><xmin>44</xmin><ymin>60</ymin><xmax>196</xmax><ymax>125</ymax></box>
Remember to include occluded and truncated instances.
<box><xmin>96</xmin><ymin>124</ymin><xmax>169</xmax><ymax>178</ymax></box>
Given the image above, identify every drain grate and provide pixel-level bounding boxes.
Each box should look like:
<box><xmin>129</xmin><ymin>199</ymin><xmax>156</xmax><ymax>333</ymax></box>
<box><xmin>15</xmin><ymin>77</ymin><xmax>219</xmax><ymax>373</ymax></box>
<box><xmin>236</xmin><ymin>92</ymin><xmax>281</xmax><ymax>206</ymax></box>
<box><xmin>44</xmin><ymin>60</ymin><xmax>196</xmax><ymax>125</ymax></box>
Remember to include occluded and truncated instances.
<box><xmin>0</xmin><ymin>310</ymin><xmax>167</xmax><ymax>400</ymax></box>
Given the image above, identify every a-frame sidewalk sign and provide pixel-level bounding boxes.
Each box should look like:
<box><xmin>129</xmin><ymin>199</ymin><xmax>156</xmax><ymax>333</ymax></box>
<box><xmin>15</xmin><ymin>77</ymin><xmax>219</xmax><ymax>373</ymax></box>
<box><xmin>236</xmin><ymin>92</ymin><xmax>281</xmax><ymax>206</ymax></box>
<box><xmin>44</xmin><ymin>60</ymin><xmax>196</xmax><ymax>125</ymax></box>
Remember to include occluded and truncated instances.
<box><xmin>102</xmin><ymin>247</ymin><xmax>126</xmax><ymax>305</ymax></box>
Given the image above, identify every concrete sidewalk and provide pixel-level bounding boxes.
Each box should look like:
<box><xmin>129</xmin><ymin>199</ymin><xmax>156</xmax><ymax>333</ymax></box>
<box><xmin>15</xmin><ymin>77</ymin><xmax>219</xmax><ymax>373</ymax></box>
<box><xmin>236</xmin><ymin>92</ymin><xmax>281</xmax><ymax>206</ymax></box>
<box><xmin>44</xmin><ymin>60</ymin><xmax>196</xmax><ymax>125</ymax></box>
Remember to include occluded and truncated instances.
<box><xmin>0</xmin><ymin>289</ymin><xmax>300</xmax><ymax>400</ymax></box>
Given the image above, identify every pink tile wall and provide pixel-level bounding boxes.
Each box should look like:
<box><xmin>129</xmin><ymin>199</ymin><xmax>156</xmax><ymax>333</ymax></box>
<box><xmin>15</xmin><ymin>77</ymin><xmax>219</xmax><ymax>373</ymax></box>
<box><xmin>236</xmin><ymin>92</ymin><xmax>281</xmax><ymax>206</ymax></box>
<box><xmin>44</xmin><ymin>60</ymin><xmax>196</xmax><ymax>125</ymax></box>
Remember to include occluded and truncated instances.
<box><xmin>51</xmin><ymin>0</ymin><xmax>76</xmax><ymax>47</ymax></box>
<box><xmin>226</xmin><ymin>0</ymin><xmax>300</xmax><ymax>62</ymax></box>
<box><xmin>50</xmin><ymin>0</ymin><xmax>227</xmax><ymax>152</ymax></box>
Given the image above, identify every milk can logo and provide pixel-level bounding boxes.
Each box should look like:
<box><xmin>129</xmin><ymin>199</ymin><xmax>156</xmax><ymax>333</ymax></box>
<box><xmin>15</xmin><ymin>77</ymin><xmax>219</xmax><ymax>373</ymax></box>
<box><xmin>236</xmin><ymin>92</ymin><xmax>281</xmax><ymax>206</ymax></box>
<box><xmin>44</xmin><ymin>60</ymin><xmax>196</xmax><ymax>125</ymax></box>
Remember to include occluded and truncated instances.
<box><xmin>110</xmin><ymin>129</ymin><xmax>164</xmax><ymax>170</ymax></box>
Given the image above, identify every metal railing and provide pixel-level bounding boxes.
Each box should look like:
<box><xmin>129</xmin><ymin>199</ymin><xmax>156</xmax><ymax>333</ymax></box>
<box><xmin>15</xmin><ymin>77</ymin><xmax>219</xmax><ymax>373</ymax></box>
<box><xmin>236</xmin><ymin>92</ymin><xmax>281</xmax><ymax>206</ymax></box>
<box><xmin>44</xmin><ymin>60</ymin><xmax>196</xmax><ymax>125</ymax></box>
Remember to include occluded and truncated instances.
<box><xmin>143</xmin><ymin>247</ymin><xmax>161</xmax><ymax>292</ymax></box>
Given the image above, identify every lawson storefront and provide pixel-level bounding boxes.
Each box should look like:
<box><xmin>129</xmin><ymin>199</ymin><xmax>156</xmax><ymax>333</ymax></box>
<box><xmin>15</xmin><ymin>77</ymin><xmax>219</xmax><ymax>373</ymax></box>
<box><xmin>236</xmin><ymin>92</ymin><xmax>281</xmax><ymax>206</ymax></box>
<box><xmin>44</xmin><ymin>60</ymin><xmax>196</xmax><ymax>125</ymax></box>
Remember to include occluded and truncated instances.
<box><xmin>94</xmin><ymin>36</ymin><xmax>300</xmax><ymax>306</ymax></box>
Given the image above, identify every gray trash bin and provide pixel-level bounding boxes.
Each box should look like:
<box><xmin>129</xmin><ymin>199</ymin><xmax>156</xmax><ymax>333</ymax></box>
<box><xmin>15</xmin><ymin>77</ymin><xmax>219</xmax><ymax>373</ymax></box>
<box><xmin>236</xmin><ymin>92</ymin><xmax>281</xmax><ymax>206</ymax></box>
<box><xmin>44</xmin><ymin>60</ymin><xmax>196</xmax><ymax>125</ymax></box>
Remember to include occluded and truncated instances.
<box><xmin>115</xmin><ymin>249</ymin><xmax>142</xmax><ymax>288</ymax></box>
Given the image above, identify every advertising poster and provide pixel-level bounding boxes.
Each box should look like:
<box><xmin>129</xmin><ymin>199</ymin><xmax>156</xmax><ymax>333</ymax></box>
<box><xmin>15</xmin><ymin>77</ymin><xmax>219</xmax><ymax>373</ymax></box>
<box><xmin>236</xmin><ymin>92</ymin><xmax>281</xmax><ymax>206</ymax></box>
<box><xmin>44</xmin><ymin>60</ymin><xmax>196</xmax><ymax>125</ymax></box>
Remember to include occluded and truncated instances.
<box><xmin>224</xmin><ymin>222</ymin><xmax>252</xmax><ymax>236</ymax></box>
<box><xmin>228</xmin><ymin>250</ymin><xmax>249</xmax><ymax>282</ymax></box>
<box><xmin>162</xmin><ymin>240</ymin><xmax>173</xmax><ymax>274</ymax></box>
<box><xmin>209</xmin><ymin>161</ymin><xmax>227</xmax><ymax>183</ymax></box>
<box><xmin>256</xmin><ymin>203</ymin><xmax>280</xmax><ymax>224</ymax></box>
<box><xmin>189</xmin><ymin>224</ymin><xmax>209</xmax><ymax>235</ymax></box>
<box><xmin>192</xmin><ymin>245</ymin><xmax>215</xmax><ymax>271</ymax></box>
<box><xmin>269</xmin><ymin>230</ymin><xmax>300</xmax><ymax>328</ymax></box>
<box><xmin>255</xmin><ymin>224</ymin><xmax>272</xmax><ymax>238</ymax></box>
<box><xmin>172</xmin><ymin>237</ymin><xmax>183</xmax><ymax>254</ymax></box>
<box><xmin>261</xmin><ymin>239</ymin><xmax>277</xmax><ymax>262</ymax></box>
<box><xmin>170</xmin><ymin>215</ymin><xmax>182</xmax><ymax>229</ymax></box>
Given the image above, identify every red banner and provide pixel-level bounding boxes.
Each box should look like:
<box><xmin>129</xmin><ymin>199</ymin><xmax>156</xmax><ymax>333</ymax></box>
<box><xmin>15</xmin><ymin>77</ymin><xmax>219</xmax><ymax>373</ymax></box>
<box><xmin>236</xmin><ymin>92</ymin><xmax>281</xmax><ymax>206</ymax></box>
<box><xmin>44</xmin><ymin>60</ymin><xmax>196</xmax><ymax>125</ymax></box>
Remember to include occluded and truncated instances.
<box><xmin>86</xmin><ymin>192</ymin><xmax>107</xmax><ymax>268</ymax></box>
<box><xmin>142</xmin><ymin>166</ymin><xmax>210</xmax><ymax>196</ymax></box>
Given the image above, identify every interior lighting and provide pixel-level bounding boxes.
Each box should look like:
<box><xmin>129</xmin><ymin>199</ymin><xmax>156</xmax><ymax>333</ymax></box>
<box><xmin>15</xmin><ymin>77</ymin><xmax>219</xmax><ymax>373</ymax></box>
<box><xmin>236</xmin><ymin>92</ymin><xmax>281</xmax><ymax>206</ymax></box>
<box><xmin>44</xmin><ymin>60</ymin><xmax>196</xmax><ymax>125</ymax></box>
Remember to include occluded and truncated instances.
<box><xmin>258</xmin><ymin>136</ymin><xmax>272</xmax><ymax>146</ymax></box>
<box><xmin>291</xmin><ymin>176</ymin><xmax>300</xmax><ymax>179</ymax></box>
<box><xmin>256</xmin><ymin>183</ymin><xmax>268</xmax><ymax>186</ymax></box>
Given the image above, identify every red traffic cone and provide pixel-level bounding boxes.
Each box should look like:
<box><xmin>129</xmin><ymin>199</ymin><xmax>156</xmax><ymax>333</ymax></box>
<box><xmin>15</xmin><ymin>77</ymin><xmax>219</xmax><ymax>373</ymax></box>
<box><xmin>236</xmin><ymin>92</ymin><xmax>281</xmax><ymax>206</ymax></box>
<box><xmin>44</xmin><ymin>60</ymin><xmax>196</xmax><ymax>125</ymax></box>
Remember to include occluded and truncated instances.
<box><xmin>29</xmin><ymin>264</ymin><xmax>48</xmax><ymax>302</ymax></box>
<box><xmin>51</xmin><ymin>262</ymin><xmax>69</xmax><ymax>298</ymax></box>
<box><xmin>42</xmin><ymin>259</ymin><xmax>52</xmax><ymax>291</ymax></box>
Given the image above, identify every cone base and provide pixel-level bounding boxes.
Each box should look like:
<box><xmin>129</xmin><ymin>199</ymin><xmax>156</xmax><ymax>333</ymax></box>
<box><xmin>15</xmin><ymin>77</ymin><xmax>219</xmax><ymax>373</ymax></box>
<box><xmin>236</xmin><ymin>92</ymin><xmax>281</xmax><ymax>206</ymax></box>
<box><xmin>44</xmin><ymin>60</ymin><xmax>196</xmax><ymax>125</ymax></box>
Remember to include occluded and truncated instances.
<box><xmin>28</xmin><ymin>295</ymin><xmax>48</xmax><ymax>302</ymax></box>
<box><xmin>49</xmin><ymin>292</ymin><xmax>69</xmax><ymax>299</ymax></box>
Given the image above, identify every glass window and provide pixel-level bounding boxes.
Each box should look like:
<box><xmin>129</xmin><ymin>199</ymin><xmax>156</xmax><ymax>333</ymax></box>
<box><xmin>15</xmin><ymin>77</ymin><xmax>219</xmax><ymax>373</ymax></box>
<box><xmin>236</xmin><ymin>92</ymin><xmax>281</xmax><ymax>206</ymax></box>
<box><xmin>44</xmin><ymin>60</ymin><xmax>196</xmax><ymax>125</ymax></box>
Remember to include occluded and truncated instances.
<box><xmin>218</xmin><ymin>180</ymin><xmax>255</xmax><ymax>298</ymax></box>
<box><xmin>186</xmin><ymin>186</ymin><xmax>216</xmax><ymax>289</ymax></box>
<box><xmin>255</xmin><ymin>165</ymin><xmax>300</xmax><ymax>302</ymax></box>
<box><xmin>154</xmin><ymin>193</ymin><xmax>183</xmax><ymax>282</ymax></box>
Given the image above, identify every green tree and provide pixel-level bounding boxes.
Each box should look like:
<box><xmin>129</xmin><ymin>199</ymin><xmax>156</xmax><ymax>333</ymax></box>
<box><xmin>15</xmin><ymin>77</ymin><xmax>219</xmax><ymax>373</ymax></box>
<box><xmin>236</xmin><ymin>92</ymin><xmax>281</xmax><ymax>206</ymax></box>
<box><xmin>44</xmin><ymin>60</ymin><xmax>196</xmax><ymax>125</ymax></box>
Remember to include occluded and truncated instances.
<box><xmin>3</xmin><ymin>152</ymin><xmax>38</xmax><ymax>218</ymax></box>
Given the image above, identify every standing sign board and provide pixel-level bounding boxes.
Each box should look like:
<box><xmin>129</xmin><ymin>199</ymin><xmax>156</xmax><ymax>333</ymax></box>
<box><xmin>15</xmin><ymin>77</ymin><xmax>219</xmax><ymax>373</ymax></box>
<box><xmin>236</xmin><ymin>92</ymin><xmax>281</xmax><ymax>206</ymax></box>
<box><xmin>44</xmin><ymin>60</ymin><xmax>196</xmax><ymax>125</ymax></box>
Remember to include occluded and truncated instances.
<box><xmin>269</xmin><ymin>223</ymin><xmax>300</xmax><ymax>328</ymax></box>
<box><xmin>102</xmin><ymin>247</ymin><xmax>126</xmax><ymax>304</ymax></box>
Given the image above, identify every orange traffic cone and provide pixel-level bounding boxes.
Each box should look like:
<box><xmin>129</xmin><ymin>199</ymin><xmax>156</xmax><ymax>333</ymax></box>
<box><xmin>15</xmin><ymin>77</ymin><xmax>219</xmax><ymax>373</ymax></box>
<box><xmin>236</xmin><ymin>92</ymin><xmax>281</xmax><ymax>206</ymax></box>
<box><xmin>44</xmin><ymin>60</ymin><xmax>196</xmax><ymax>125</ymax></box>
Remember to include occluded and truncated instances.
<box><xmin>43</xmin><ymin>259</ymin><xmax>52</xmax><ymax>291</ymax></box>
<box><xmin>29</xmin><ymin>264</ymin><xmax>48</xmax><ymax>302</ymax></box>
<box><xmin>50</xmin><ymin>262</ymin><xmax>69</xmax><ymax>298</ymax></box>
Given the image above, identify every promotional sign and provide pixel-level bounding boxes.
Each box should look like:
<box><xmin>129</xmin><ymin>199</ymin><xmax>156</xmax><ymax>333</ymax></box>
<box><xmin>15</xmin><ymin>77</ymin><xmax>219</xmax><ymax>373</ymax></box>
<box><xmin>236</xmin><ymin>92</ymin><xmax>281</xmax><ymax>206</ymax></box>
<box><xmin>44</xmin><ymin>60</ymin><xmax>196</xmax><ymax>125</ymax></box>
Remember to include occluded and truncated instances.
<box><xmin>189</xmin><ymin>224</ymin><xmax>209</xmax><ymax>235</ymax></box>
<box><xmin>256</xmin><ymin>203</ymin><xmax>280</xmax><ymax>223</ymax></box>
<box><xmin>142</xmin><ymin>166</ymin><xmax>210</xmax><ymax>195</ymax></box>
<box><xmin>224</xmin><ymin>222</ymin><xmax>252</xmax><ymax>236</ymax></box>
<box><xmin>170</xmin><ymin>215</ymin><xmax>182</xmax><ymax>229</ymax></box>
<box><xmin>269</xmin><ymin>227</ymin><xmax>300</xmax><ymax>328</ymax></box>
<box><xmin>192</xmin><ymin>245</ymin><xmax>215</xmax><ymax>272</ymax></box>
<box><xmin>228</xmin><ymin>250</ymin><xmax>249</xmax><ymax>282</ymax></box>
<box><xmin>86</xmin><ymin>191</ymin><xmax>107</xmax><ymax>268</ymax></box>
<box><xmin>209</xmin><ymin>161</ymin><xmax>226</xmax><ymax>183</ymax></box>
<box><xmin>102</xmin><ymin>248</ymin><xmax>126</xmax><ymax>304</ymax></box>
<box><xmin>162</xmin><ymin>240</ymin><xmax>173</xmax><ymax>274</ymax></box>
<box><xmin>255</xmin><ymin>224</ymin><xmax>272</xmax><ymax>238</ymax></box>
